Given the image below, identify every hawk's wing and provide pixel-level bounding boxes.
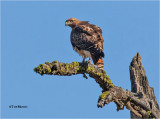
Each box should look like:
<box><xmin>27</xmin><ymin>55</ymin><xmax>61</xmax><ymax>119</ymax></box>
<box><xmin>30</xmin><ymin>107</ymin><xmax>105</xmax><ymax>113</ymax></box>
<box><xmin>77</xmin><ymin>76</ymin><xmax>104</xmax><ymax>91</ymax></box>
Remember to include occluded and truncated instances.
<box><xmin>74</xmin><ymin>24</ymin><xmax>102</xmax><ymax>36</ymax></box>
<box><xmin>71</xmin><ymin>24</ymin><xmax>104</xmax><ymax>57</ymax></box>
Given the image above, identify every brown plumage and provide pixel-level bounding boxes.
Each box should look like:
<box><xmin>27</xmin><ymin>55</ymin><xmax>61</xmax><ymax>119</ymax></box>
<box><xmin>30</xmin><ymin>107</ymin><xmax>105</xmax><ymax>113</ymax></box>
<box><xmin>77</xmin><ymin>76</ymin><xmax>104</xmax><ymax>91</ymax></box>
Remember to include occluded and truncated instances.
<box><xmin>65</xmin><ymin>18</ymin><xmax>104</xmax><ymax>70</ymax></box>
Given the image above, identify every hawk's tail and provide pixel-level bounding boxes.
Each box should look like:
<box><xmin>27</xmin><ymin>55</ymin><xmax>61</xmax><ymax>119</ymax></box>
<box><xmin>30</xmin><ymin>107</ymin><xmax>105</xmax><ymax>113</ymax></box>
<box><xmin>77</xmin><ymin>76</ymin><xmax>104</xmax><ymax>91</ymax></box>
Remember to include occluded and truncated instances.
<box><xmin>96</xmin><ymin>58</ymin><xmax>104</xmax><ymax>70</ymax></box>
<box><xmin>91</xmin><ymin>54</ymin><xmax>104</xmax><ymax>70</ymax></box>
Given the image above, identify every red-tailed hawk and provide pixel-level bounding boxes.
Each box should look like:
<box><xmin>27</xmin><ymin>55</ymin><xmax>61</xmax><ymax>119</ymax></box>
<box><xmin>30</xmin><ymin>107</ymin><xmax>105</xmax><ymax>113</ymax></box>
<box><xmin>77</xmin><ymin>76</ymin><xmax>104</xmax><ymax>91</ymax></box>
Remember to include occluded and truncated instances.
<box><xmin>65</xmin><ymin>18</ymin><xmax>104</xmax><ymax>70</ymax></box>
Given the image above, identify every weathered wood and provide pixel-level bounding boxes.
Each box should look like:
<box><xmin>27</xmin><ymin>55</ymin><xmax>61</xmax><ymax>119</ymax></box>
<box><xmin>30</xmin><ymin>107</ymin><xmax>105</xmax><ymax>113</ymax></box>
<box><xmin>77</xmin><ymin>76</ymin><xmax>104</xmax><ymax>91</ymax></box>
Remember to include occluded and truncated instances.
<box><xmin>34</xmin><ymin>61</ymin><xmax>114</xmax><ymax>91</ymax></box>
<box><xmin>129</xmin><ymin>53</ymin><xmax>160</xmax><ymax>118</ymax></box>
<box><xmin>34</xmin><ymin>53</ymin><xmax>159</xmax><ymax>118</ymax></box>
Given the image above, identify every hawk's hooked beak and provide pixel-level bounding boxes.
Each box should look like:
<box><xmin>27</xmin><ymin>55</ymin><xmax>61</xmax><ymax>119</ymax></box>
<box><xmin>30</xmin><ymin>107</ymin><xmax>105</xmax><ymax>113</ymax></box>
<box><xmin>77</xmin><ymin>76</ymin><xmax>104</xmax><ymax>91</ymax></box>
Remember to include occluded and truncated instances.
<box><xmin>65</xmin><ymin>21</ymin><xmax>71</xmax><ymax>26</ymax></box>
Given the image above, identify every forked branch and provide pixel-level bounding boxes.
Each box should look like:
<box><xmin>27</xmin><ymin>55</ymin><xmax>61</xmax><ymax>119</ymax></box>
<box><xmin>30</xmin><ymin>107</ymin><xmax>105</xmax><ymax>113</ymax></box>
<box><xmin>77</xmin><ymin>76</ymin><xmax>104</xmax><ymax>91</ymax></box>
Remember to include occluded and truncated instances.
<box><xmin>34</xmin><ymin>53</ymin><xmax>159</xmax><ymax>118</ymax></box>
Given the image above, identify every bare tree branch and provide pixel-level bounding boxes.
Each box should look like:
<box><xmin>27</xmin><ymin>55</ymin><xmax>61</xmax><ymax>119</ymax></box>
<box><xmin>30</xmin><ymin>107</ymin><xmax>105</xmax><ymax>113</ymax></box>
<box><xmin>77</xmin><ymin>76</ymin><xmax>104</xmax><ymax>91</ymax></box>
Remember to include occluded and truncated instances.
<box><xmin>34</xmin><ymin>53</ymin><xmax>160</xmax><ymax>118</ymax></box>
<box><xmin>34</xmin><ymin>61</ymin><xmax>114</xmax><ymax>91</ymax></box>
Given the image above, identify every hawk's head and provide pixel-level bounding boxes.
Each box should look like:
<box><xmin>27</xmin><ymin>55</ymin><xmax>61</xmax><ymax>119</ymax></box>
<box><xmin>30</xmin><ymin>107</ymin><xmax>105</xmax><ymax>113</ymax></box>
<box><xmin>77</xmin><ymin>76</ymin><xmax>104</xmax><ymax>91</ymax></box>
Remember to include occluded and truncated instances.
<box><xmin>65</xmin><ymin>18</ymin><xmax>81</xmax><ymax>28</ymax></box>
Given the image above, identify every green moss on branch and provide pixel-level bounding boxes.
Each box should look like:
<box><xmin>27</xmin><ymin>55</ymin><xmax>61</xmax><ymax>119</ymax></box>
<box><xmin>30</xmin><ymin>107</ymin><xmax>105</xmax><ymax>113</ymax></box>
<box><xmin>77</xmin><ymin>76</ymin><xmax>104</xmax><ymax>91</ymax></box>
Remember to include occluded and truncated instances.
<box><xmin>34</xmin><ymin>61</ymin><xmax>114</xmax><ymax>90</ymax></box>
<box><xmin>99</xmin><ymin>91</ymin><xmax>110</xmax><ymax>100</ymax></box>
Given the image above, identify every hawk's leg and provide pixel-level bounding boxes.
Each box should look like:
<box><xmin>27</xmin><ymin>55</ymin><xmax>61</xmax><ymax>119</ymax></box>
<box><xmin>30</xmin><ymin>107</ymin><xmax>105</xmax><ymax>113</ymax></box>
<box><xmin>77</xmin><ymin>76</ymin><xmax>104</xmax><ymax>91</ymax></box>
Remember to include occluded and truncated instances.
<box><xmin>82</xmin><ymin>57</ymin><xmax>85</xmax><ymax>63</ymax></box>
<box><xmin>82</xmin><ymin>57</ymin><xmax>88</xmax><ymax>79</ymax></box>
<box><xmin>88</xmin><ymin>57</ymin><xmax>91</xmax><ymax>64</ymax></box>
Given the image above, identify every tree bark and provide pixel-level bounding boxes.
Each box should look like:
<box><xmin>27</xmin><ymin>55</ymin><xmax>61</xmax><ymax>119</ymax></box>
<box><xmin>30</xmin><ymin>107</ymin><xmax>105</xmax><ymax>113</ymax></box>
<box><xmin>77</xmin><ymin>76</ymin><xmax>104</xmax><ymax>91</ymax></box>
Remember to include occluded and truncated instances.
<box><xmin>34</xmin><ymin>53</ymin><xmax>159</xmax><ymax>118</ymax></box>
<box><xmin>129</xmin><ymin>53</ymin><xmax>159</xmax><ymax>118</ymax></box>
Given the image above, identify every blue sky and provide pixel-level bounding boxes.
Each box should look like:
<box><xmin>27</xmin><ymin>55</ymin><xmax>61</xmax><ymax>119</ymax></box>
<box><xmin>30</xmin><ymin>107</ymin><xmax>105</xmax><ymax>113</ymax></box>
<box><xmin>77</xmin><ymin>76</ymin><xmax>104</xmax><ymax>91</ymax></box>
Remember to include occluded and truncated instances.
<box><xmin>1</xmin><ymin>1</ymin><xmax>159</xmax><ymax>118</ymax></box>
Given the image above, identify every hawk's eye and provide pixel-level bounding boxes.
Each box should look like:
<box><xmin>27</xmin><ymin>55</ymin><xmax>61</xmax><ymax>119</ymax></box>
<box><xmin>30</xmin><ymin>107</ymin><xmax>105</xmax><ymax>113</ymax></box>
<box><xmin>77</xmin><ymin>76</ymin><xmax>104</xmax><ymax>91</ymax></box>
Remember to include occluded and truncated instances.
<box><xmin>70</xmin><ymin>20</ymin><xmax>73</xmax><ymax>22</ymax></box>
